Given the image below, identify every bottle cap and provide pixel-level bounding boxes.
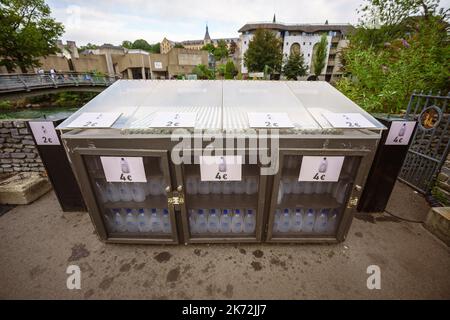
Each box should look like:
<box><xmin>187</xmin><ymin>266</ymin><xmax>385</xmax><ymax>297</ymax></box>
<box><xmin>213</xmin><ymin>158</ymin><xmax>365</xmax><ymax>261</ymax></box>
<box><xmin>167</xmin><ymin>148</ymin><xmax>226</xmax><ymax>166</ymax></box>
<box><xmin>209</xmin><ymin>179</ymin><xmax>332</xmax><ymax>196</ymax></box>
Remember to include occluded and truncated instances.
<box><xmin>199</xmin><ymin>209</ymin><xmax>204</xmax><ymax>214</ymax></box>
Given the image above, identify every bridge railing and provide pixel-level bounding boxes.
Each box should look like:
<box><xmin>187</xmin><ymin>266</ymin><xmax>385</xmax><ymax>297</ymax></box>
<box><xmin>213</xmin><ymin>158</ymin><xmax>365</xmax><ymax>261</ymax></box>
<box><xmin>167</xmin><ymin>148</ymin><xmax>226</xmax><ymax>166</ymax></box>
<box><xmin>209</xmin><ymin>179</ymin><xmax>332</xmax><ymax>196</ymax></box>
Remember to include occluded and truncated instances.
<box><xmin>0</xmin><ymin>72</ymin><xmax>117</xmax><ymax>94</ymax></box>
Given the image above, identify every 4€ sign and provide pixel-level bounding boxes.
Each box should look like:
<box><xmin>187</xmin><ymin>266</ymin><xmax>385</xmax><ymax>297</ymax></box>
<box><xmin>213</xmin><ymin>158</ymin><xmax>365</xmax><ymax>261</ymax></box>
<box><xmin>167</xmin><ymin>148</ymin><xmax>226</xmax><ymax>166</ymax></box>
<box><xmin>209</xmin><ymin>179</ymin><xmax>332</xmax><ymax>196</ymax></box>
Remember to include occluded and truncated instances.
<box><xmin>298</xmin><ymin>156</ymin><xmax>345</xmax><ymax>182</ymax></box>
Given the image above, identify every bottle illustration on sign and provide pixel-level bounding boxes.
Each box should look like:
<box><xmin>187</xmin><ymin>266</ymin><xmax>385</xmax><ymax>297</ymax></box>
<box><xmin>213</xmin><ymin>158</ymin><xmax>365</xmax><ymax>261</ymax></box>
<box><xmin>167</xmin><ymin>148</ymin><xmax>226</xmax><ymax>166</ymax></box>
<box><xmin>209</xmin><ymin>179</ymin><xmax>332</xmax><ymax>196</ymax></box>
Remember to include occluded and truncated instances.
<box><xmin>318</xmin><ymin>157</ymin><xmax>328</xmax><ymax>173</ymax></box>
<box><xmin>398</xmin><ymin>123</ymin><xmax>406</xmax><ymax>137</ymax></box>
<box><xmin>120</xmin><ymin>158</ymin><xmax>130</xmax><ymax>174</ymax></box>
<box><xmin>218</xmin><ymin>156</ymin><xmax>227</xmax><ymax>172</ymax></box>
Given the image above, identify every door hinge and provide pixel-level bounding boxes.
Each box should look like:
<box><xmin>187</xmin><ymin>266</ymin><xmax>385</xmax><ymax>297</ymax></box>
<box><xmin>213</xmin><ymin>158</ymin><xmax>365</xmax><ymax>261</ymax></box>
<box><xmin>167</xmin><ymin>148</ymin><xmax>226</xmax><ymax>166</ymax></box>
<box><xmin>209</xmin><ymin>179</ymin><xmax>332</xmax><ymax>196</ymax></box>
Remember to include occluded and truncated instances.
<box><xmin>347</xmin><ymin>196</ymin><xmax>359</xmax><ymax>209</ymax></box>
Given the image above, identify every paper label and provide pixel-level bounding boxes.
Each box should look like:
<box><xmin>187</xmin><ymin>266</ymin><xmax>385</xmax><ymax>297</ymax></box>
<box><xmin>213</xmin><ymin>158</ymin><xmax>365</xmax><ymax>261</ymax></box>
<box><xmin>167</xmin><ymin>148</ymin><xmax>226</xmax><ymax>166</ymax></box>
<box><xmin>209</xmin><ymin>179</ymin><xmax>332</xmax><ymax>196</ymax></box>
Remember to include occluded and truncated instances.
<box><xmin>385</xmin><ymin>121</ymin><xmax>416</xmax><ymax>145</ymax></box>
<box><xmin>100</xmin><ymin>156</ymin><xmax>147</xmax><ymax>182</ymax></box>
<box><xmin>247</xmin><ymin>112</ymin><xmax>294</xmax><ymax>128</ymax></box>
<box><xmin>67</xmin><ymin>112</ymin><xmax>122</xmax><ymax>128</ymax></box>
<box><xmin>323</xmin><ymin>113</ymin><xmax>376</xmax><ymax>128</ymax></box>
<box><xmin>298</xmin><ymin>156</ymin><xmax>344</xmax><ymax>182</ymax></box>
<box><xmin>199</xmin><ymin>156</ymin><xmax>242</xmax><ymax>181</ymax></box>
<box><xmin>29</xmin><ymin>121</ymin><xmax>60</xmax><ymax>145</ymax></box>
<box><xmin>150</xmin><ymin>112</ymin><xmax>196</xmax><ymax>128</ymax></box>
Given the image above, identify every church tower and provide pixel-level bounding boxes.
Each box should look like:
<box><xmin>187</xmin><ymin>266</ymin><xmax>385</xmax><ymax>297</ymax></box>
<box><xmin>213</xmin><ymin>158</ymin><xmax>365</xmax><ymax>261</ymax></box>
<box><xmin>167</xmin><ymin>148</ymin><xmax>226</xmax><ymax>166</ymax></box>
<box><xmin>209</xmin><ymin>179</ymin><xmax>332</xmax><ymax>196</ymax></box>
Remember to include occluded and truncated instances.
<box><xmin>204</xmin><ymin>24</ymin><xmax>212</xmax><ymax>44</ymax></box>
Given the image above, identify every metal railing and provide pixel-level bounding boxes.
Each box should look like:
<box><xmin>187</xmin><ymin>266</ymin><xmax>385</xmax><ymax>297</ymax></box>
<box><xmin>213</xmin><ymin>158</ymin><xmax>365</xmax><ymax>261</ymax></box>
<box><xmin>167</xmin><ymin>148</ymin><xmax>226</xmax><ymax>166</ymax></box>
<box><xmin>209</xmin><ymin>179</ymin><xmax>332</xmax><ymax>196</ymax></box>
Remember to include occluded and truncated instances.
<box><xmin>0</xmin><ymin>72</ymin><xmax>116</xmax><ymax>94</ymax></box>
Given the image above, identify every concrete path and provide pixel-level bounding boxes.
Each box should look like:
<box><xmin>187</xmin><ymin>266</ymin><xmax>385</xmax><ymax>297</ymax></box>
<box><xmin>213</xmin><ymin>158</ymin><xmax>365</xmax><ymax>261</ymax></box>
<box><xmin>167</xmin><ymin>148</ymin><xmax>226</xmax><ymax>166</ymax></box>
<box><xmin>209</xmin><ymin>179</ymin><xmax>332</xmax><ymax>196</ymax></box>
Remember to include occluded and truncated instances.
<box><xmin>0</xmin><ymin>182</ymin><xmax>449</xmax><ymax>299</ymax></box>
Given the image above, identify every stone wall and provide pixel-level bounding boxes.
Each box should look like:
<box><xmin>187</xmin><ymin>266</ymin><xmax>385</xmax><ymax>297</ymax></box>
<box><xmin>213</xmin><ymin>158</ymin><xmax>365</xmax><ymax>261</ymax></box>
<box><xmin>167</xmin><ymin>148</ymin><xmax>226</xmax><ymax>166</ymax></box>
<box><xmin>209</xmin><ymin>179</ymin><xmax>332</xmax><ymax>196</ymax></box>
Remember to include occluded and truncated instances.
<box><xmin>435</xmin><ymin>153</ymin><xmax>450</xmax><ymax>205</ymax></box>
<box><xmin>0</xmin><ymin>120</ymin><xmax>44</xmax><ymax>174</ymax></box>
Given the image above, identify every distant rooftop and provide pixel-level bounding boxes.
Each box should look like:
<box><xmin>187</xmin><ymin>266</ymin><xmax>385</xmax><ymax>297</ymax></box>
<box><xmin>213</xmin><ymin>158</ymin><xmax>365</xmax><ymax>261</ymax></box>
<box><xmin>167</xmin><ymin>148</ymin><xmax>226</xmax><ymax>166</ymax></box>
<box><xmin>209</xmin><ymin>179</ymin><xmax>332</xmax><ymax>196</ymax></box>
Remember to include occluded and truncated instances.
<box><xmin>238</xmin><ymin>22</ymin><xmax>354</xmax><ymax>34</ymax></box>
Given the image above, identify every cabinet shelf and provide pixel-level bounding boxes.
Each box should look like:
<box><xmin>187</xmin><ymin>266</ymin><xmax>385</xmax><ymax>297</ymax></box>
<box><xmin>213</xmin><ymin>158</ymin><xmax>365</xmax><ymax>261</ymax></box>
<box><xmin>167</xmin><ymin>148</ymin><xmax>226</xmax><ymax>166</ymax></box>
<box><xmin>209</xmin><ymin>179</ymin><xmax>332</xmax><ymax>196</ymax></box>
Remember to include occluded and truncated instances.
<box><xmin>186</xmin><ymin>193</ymin><xmax>258</xmax><ymax>209</ymax></box>
<box><xmin>277</xmin><ymin>193</ymin><xmax>341</xmax><ymax>209</ymax></box>
<box><xmin>102</xmin><ymin>195</ymin><xmax>168</xmax><ymax>209</ymax></box>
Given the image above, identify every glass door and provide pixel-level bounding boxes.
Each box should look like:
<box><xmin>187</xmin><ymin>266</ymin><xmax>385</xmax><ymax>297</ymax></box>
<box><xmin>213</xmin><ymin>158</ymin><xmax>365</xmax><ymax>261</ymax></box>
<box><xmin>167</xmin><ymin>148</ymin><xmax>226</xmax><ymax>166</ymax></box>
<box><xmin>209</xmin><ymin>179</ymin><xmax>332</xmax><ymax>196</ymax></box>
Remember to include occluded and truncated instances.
<box><xmin>176</xmin><ymin>153</ymin><xmax>266</xmax><ymax>243</ymax></box>
<box><xmin>81</xmin><ymin>150</ymin><xmax>178</xmax><ymax>244</ymax></box>
<box><xmin>267</xmin><ymin>152</ymin><xmax>361</xmax><ymax>242</ymax></box>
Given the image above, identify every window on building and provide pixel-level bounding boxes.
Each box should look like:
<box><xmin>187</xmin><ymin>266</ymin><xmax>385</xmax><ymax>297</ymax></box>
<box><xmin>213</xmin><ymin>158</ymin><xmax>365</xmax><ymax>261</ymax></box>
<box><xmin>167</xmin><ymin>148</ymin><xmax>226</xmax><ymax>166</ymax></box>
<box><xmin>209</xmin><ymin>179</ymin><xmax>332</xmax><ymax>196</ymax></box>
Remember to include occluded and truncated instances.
<box><xmin>309</xmin><ymin>42</ymin><xmax>312</xmax><ymax>45</ymax></box>
<box><xmin>303</xmin><ymin>42</ymin><xmax>305</xmax><ymax>45</ymax></box>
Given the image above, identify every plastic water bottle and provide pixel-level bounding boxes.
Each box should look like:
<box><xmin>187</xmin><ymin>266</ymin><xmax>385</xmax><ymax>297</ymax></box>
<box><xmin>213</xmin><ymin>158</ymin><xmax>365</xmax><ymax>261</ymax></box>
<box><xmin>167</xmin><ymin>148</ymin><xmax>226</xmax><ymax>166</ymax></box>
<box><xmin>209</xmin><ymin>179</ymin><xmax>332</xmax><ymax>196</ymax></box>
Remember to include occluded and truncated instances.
<box><xmin>303</xmin><ymin>209</ymin><xmax>316</xmax><ymax>233</ymax></box>
<box><xmin>222</xmin><ymin>182</ymin><xmax>233</xmax><ymax>194</ymax></box>
<box><xmin>161</xmin><ymin>209</ymin><xmax>171</xmax><ymax>233</ymax></box>
<box><xmin>103</xmin><ymin>211</ymin><xmax>115</xmax><ymax>231</ymax></box>
<box><xmin>106</xmin><ymin>182</ymin><xmax>121</xmax><ymax>202</ymax></box>
<box><xmin>149</xmin><ymin>177</ymin><xmax>162</xmax><ymax>196</ymax></box>
<box><xmin>137</xmin><ymin>208</ymin><xmax>151</xmax><ymax>232</ymax></box>
<box><xmin>96</xmin><ymin>181</ymin><xmax>108</xmax><ymax>203</ymax></box>
<box><xmin>314</xmin><ymin>209</ymin><xmax>329</xmax><ymax>233</ymax></box>
<box><xmin>149</xmin><ymin>208</ymin><xmax>162</xmax><ymax>232</ymax></box>
<box><xmin>246</xmin><ymin>177</ymin><xmax>258</xmax><ymax>194</ymax></box>
<box><xmin>131</xmin><ymin>183</ymin><xmax>146</xmax><ymax>202</ymax></box>
<box><xmin>220</xmin><ymin>209</ymin><xmax>232</xmax><ymax>233</ymax></box>
<box><xmin>189</xmin><ymin>209</ymin><xmax>197</xmax><ymax>234</ymax></box>
<box><xmin>273</xmin><ymin>209</ymin><xmax>281</xmax><ymax>232</ymax></box>
<box><xmin>243</xmin><ymin>209</ymin><xmax>256</xmax><ymax>233</ymax></box>
<box><xmin>207</xmin><ymin>209</ymin><xmax>220</xmax><ymax>233</ymax></box>
<box><xmin>277</xmin><ymin>183</ymin><xmax>284</xmax><ymax>205</ymax></box>
<box><xmin>293</xmin><ymin>182</ymin><xmax>304</xmax><ymax>194</ymax></box>
<box><xmin>186</xmin><ymin>176</ymin><xmax>198</xmax><ymax>195</ymax></box>
<box><xmin>198</xmin><ymin>181</ymin><xmax>210</xmax><ymax>195</ymax></box>
<box><xmin>327</xmin><ymin>208</ymin><xmax>339</xmax><ymax>234</ymax></box>
<box><xmin>233</xmin><ymin>181</ymin><xmax>245</xmax><ymax>194</ymax></box>
<box><xmin>231</xmin><ymin>209</ymin><xmax>244</xmax><ymax>233</ymax></box>
<box><xmin>304</xmin><ymin>182</ymin><xmax>314</xmax><ymax>195</ymax></box>
<box><xmin>118</xmin><ymin>183</ymin><xmax>133</xmax><ymax>202</ymax></box>
<box><xmin>290</xmin><ymin>208</ymin><xmax>303</xmax><ymax>232</ymax></box>
<box><xmin>279</xmin><ymin>208</ymin><xmax>291</xmax><ymax>233</ymax></box>
<box><xmin>196</xmin><ymin>209</ymin><xmax>208</xmax><ymax>233</ymax></box>
<box><xmin>125</xmin><ymin>208</ymin><xmax>138</xmax><ymax>233</ymax></box>
<box><xmin>112</xmin><ymin>208</ymin><xmax>125</xmax><ymax>232</ymax></box>
<box><xmin>211</xmin><ymin>182</ymin><xmax>221</xmax><ymax>194</ymax></box>
<box><xmin>282</xmin><ymin>177</ymin><xmax>293</xmax><ymax>194</ymax></box>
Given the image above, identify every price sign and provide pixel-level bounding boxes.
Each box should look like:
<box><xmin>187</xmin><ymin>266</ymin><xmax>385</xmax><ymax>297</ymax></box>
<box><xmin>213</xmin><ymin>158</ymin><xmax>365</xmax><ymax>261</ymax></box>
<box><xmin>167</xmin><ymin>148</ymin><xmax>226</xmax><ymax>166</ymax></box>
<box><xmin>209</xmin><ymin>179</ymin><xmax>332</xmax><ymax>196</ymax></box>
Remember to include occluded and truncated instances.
<box><xmin>385</xmin><ymin>121</ymin><xmax>416</xmax><ymax>145</ymax></box>
<box><xmin>28</xmin><ymin>121</ymin><xmax>60</xmax><ymax>145</ymax></box>
<box><xmin>100</xmin><ymin>156</ymin><xmax>147</xmax><ymax>183</ymax></box>
<box><xmin>323</xmin><ymin>113</ymin><xmax>376</xmax><ymax>128</ymax></box>
<box><xmin>298</xmin><ymin>156</ymin><xmax>344</xmax><ymax>182</ymax></box>
<box><xmin>150</xmin><ymin>112</ymin><xmax>196</xmax><ymax>128</ymax></box>
<box><xmin>67</xmin><ymin>112</ymin><xmax>122</xmax><ymax>128</ymax></box>
<box><xmin>199</xmin><ymin>156</ymin><xmax>242</xmax><ymax>181</ymax></box>
<box><xmin>247</xmin><ymin>112</ymin><xmax>294</xmax><ymax>128</ymax></box>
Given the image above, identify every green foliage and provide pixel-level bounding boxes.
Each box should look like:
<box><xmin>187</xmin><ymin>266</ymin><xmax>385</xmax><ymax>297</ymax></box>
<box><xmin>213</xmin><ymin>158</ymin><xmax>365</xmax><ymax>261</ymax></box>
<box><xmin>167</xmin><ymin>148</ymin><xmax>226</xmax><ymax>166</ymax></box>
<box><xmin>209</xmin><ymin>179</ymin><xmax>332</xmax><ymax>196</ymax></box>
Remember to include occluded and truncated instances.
<box><xmin>243</xmin><ymin>29</ymin><xmax>283</xmax><ymax>73</ymax></box>
<box><xmin>192</xmin><ymin>64</ymin><xmax>215</xmax><ymax>80</ymax></box>
<box><xmin>0</xmin><ymin>0</ymin><xmax>64</xmax><ymax>72</ymax></box>
<box><xmin>312</xmin><ymin>34</ymin><xmax>328</xmax><ymax>77</ymax></box>
<box><xmin>213</xmin><ymin>40</ymin><xmax>229</xmax><ymax>61</ymax></box>
<box><xmin>0</xmin><ymin>100</ymin><xmax>12</xmax><ymax>109</ymax></box>
<box><xmin>217</xmin><ymin>64</ymin><xmax>226</xmax><ymax>77</ymax></box>
<box><xmin>79</xmin><ymin>43</ymin><xmax>98</xmax><ymax>51</ymax></box>
<box><xmin>282</xmin><ymin>52</ymin><xmax>307</xmax><ymax>80</ymax></box>
<box><xmin>201</xmin><ymin>43</ymin><xmax>215</xmax><ymax>53</ymax></box>
<box><xmin>224</xmin><ymin>60</ymin><xmax>237</xmax><ymax>79</ymax></box>
<box><xmin>336</xmin><ymin>1</ymin><xmax>449</xmax><ymax>114</ymax></box>
<box><xmin>121</xmin><ymin>39</ymin><xmax>160</xmax><ymax>53</ymax></box>
<box><xmin>431</xmin><ymin>186</ymin><xmax>450</xmax><ymax>206</ymax></box>
<box><xmin>174</xmin><ymin>43</ymin><xmax>184</xmax><ymax>49</ymax></box>
<box><xmin>121</xmin><ymin>40</ymin><xmax>133</xmax><ymax>49</ymax></box>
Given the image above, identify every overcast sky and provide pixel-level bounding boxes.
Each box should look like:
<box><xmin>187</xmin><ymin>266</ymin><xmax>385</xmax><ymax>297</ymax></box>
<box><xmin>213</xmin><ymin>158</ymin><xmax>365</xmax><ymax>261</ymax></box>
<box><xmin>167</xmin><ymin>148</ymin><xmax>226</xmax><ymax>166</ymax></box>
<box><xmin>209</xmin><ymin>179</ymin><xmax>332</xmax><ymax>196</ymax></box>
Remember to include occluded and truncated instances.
<box><xmin>47</xmin><ymin>0</ymin><xmax>450</xmax><ymax>46</ymax></box>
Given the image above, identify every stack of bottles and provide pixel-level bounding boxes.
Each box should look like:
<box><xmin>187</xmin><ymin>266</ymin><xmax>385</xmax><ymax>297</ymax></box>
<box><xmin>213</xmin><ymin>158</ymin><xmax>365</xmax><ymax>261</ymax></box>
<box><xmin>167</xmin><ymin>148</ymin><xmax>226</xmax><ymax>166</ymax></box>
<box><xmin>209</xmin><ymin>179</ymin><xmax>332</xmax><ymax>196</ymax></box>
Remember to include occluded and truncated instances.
<box><xmin>186</xmin><ymin>176</ymin><xmax>258</xmax><ymax>195</ymax></box>
<box><xmin>273</xmin><ymin>208</ymin><xmax>339</xmax><ymax>235</ymax></box>
<box><xmin>278</xmin><ymin>179</ymin><xmax>349</xmax><ymax>204</ymax></box>
<box><xmin>104</xmin><ymin>207</ymin><xmax>172</xmax><ymax>234</ymax></box>
<box><xmin>96</xmin><ymin>176</ymin><xmax>166</xmax><ymax>203</ymax></box>
<box><xmin>189</xmin><ymin>208</ymin><xmax>256</xmax><ymax>234</ymax></box>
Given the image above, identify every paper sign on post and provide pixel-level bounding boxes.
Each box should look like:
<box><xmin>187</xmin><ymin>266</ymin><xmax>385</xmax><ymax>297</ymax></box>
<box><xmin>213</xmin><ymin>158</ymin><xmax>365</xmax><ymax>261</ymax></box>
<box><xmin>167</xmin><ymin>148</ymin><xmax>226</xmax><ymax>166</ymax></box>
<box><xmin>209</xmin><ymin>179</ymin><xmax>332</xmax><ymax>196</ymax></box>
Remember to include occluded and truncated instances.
<box><xmin>29</xmin><ymin>121</ymin><xmax>60</xmax><ymax>145</ymax></box>
<box><xmin>150</xmin><ymin>112</ymin><xmax>197</xmax><ymax>128</ymax></box>
<box><xmin>199</xmin><ymin>156</ymin><xmax>242</xmax><ymax>181</ymax></box>
<box><xmin>100</xmin><ymin>156</ymin><xmax>147</xmax><ymax>183</ymax></box>
<box><xmin>323</xmin><ymin>113</ymin><xmax>376</xmax><ymax>128</ymax></box>
<box><xmin>385</xmin><ymin>121</ymin><xmax>416</xmax><ymax>145</ymax></box>
<box><xmin>67</xmin><ymin>112</ymin><xmax>122</xmax><ymax>128</ymax></box>
<box><xmin>247</xmin><ymin>112</ymin><xmax>294</xmax><ymax>128</ymax></box>
<box><xmin>298</xmin><ymin>156</ymin><xmax>345</xmax><ymax>182</ymax></box>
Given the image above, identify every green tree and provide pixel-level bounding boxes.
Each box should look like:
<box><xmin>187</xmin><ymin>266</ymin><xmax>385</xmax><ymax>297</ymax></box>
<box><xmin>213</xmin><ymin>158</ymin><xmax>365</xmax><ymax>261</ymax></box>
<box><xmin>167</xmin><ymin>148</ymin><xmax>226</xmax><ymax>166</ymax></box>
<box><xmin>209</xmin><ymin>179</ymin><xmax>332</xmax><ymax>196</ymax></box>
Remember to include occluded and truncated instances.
<box><xmin>282</xmin><ymin>52</ymin><xmax>307</xmax><ymax>80</ymax></box>
<box><xmin>213</xmin><ymin>40</ymin><xmax>229</xmax><ymax>61</ymax></box>
<box><xmin>243</xmin><ymin>29</ymin><xmax>283</xmax><ymax>73</ymax></box>
<box><xmin>201</xmin><ymin>43</ymin><xmax>215</xmax><ymax>53</ymax></box>
<box><xmin>336</xmin><ymin>0</ymin><xmax>449</xmax><ymax>113</ymax></box>
<box><xmin>312</xmin><ymin>34</ymin><xmax>328</xmax><ymax>77</ymax></box>
<box><xmin>0</xmin><ymin>0</ymin><xmax>64</xmax><ymax>72</ymax></box>
<box><xmin>174</xmin><ymin>43</ymin><xmax>184</xmax><ymax>49</ymax></box>
<box><xmin>121</xmin><ymin>40</ymin><xmax>133</xmax><ymax>49</ymax></box>
<box><xmin>79</xmin><ymin>43</ymin><xmax>98</xmax><ymax>51</ymax></box>
<box><xmin>192</xmin><ymin>64</ymin><xmax>215</xmax><ymax>80</ymax></box>
<box><xmin>151</xmin><ymin>42</ymin><xmax>160</xmax><ymax>53</ymax></box>
<box><xmin>224</xmin><ymin>60</ymin><xmax>237</xmax><ymax>79</ymax></box>
<box><xmin>132</xmin><ymin>39</ymin><xmax>152</xmax><ymax>52</ymax></box>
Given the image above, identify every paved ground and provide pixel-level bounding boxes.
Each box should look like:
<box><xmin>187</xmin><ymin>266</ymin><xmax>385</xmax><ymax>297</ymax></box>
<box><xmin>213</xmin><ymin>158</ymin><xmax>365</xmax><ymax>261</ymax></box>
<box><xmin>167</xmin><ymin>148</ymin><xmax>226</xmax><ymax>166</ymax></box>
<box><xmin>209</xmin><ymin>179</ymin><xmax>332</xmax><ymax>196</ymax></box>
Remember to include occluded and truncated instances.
<box><xmin>0</xmin><ymin>181</ymin><xmax>449</xmax><ymax>299</ymax></box>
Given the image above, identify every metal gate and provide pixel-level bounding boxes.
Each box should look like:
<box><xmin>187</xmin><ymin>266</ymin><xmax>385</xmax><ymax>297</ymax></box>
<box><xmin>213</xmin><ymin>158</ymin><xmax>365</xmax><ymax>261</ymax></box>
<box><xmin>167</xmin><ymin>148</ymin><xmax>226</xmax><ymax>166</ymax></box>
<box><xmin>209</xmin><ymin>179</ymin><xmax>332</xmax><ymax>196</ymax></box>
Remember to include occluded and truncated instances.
<box><xmin>399</xmin><ymin>91</ymin><xmax>450</xmax><ymax>193</ymax></box>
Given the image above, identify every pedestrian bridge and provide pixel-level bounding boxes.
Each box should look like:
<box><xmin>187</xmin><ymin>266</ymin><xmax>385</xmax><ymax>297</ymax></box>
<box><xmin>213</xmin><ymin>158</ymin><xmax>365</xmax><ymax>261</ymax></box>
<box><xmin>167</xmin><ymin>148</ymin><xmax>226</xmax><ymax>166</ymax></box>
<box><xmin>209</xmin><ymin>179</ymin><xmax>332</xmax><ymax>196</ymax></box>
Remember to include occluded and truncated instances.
<box><xmin>0</xmin><ymin>72</ymin><xmax>116</xmax><ymax>99</ymax></box>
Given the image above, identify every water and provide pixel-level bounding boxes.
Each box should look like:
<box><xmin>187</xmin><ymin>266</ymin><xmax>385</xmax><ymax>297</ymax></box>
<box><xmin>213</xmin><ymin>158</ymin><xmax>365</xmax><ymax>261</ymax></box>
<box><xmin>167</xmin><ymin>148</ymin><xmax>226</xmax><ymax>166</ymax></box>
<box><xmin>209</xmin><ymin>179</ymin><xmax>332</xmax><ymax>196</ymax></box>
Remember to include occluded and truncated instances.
<box><xmin>304</xmin><ymin>182</ymin><xmax>314</xmax><ymax>195</ymax></box>
<box><xmin>243</xmin><ymin>209</ymin><xmax>256</xmax><ymax>233</ymax></box>
<box><xmin>222</xmin><ymin>182</ymin><xmax>233</xmax><ymax>194</ymax></box>
<box><xmin>273</xmin><ymin>209</ymin><xmax>281</xmax><ymax>232</ymax></box>
<box><xmin>231</xmin><ymin>209</ymin><xmax>244</xmax><ymax>233</ymax></box>
<box><xmin>125</xmin><ymin>208</ymin><xmax>138</xmax><ymax>233</ymax></box>
<box><xmin>282</xmin><ymin>177</ymin><xmax>293</xmax><ymax>194</ymax></box>
<box><xmin>293</xmin><ymin>182</ymin><xmax>304</xmax><ymax>194</ymax></box>
<box><xmin>161</xmin><ymin>209</ymin><xmax>171</xmax><ymax>233</ymax></box>
<box><xmin>106</xmin><ymin>182</ymin><xmax>121</xmax><ymax>202</ymax></box>
<box><xmin>211</xmin><ymin>182</ymin><xmax>221</xmax><ymax>194</ymax></box>
<box><xmin>196</xmin><ymin>209</ymin><xmax>208</xmax><ymax>233</ymax></box>
<box><xmin>207</xmin><ymin>209</ymin><xmax>220</xmax><ymax>233</ymax></box>
<box><xmin>131</xmin><ymin>183</ymin><xmax>146</xmax><ymax>202</ymax></box>
<box><xmin>327</xmin><ymin>208</ymin><xmax>339</xmax><ymax>234</ymax></box>
<box><xmin>103</xmin><ymin>211</ymin><xmax>115</xmax><ymax>232</ymax></box>
<box><xmin>290</xmin><ymin>208</ymin><xmax>303</xmax><ymax>232</ymax></box>
<box><xmin>278</xmin><ymin>208</ymin><xmax>291</xmax><ymax>233</ymax></box>
<box><xmin>246</xmin><ymin>177</ymin><xmax>258</xmax><ymax>194</ymax></box>
<box><xmin>149</xmin><ymin>208</ymin><xmax>162</xmax><ymax>232</ymax></box>
<box><xmin>303</xmin><ymin>209</ymin><xmax>316</xmax><ymax>233</ymax></box>
<box><xmin>233</xmin><ymin>181</ymin><xmax>245</xmax><ymax>194</ymax></box>
<box><xmin>314</xmin><ymin>209</ymin><xmax>329</xmax><ymax>233</ymax></box>
<box><xmin>118</xmin><ymin>183</ymin><xmax>133</xmax><ymax>202</ymax></box>
<box><xmin>112</xmin><ymin>208</ymin><xmax>125</xmax><ymax>232</ymax></box>
<box><xmin>220</xmin><ymin>209</ymin><xmax>232</xmax><ymax>233</ymax></box>
<box><xmin>198</xmin><ymin>181</ymin><xmax>210</xmax><ymax>195</ymax></box>
<box><xmin>189</xmin><ymin>209</ymin><xmax>197</xmax><ymax>234</ymax></box>
<box><xmin>186</xmin><ymin>176</ymin><xmax>198</xmax><ymax>195</ymax></box>
<box><xmin>137</xmin><ymin>208</ymin><xmax>151</xmax><ymax>232</ymax></box>
<box><xmin>149</xmin><ymin>177</ymin><xmax>162</xmax><ymax>196</ymax></box>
